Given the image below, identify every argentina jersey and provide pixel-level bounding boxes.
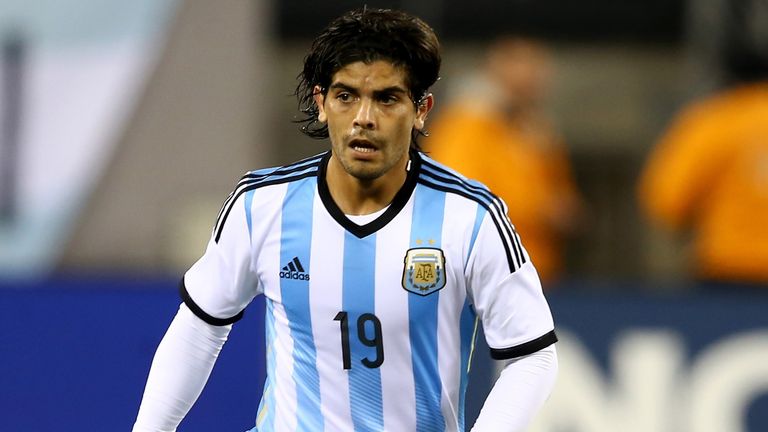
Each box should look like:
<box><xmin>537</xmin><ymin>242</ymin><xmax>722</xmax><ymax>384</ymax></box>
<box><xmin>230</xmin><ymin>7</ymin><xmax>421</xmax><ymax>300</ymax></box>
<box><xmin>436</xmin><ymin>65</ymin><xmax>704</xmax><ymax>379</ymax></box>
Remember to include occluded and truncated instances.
<box><xmin>182</xmin><ymin>150</ymin><xmax>557</xmax><ymax>432</ymax></box>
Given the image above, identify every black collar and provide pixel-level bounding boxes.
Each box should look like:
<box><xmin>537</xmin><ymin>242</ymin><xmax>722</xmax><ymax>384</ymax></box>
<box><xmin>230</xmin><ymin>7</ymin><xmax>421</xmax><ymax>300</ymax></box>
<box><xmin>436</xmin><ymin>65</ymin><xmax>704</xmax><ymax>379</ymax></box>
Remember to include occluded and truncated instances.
<box><xmin>317</xmin><ymin>149</ymin><xmax>421</xmax><ymax>238</ymax></box>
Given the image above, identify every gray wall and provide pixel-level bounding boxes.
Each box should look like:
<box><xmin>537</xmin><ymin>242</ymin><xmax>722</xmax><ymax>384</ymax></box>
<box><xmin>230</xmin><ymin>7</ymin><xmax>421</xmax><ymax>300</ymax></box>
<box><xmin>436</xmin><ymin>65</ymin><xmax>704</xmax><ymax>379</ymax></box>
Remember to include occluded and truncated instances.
<box><xmin>61</xmin><ymin>0</ymin><xmax>277</xmax><ymax>273</ymax></box>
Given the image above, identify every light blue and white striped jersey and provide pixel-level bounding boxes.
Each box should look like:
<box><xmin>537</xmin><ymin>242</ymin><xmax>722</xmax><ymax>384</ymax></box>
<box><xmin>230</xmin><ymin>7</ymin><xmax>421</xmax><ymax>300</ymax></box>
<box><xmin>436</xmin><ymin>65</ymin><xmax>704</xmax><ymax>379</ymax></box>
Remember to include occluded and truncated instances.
<box><xmin>183</xmin><ymin>151</ymin><xmax>557</xmax><ymax>432</ymax></box>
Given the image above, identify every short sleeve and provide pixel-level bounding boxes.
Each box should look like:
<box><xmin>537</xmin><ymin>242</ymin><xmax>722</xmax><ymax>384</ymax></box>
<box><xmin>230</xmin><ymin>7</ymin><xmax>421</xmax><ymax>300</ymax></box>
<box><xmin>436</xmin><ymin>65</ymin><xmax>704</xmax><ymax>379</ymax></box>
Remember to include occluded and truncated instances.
<box><xmin>466</xmin><ymin>211</ymin><xmax>557</xmax><ymax>359</ymax></box>
<box><xmin>182</xmin><ymin>192</ymin><xmax>259</xmax><ymax>326</ymax></box>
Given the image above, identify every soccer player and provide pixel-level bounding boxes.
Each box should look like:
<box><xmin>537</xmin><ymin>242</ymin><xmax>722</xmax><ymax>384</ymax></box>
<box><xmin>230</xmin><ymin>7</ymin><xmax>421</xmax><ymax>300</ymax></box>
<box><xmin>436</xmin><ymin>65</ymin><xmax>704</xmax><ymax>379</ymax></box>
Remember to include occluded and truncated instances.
<box><xmin>133</xmin><ymin>8</ymin><xmax>558</xmax><ymax>432</ymax></box>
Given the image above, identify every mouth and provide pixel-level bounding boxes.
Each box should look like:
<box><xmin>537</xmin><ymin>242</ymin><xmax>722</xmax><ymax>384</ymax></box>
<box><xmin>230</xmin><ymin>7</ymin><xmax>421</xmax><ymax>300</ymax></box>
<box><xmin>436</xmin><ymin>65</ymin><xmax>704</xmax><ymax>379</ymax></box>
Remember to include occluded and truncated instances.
<box><xmin>348</xmin><ymin>138</ymin><xmax>379</xmax><ymax>154</ymax></box>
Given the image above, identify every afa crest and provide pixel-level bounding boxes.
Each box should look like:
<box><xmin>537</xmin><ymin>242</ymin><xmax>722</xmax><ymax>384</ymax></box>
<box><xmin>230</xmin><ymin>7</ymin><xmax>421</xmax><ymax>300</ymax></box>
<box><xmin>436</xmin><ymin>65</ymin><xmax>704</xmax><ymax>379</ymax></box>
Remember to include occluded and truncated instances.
<box><xmin>402</xmin><ymin>248</ymin><xmax>446</xmax><ymax>296</ymax></box>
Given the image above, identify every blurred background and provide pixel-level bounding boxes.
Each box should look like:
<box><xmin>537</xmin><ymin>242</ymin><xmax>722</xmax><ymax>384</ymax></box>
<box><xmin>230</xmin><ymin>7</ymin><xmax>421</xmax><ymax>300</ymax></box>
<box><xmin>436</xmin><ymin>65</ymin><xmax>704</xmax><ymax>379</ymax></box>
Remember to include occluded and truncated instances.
<box><xmin>1</xmin><ymin>0</ymin><xmax>767</xmax><ymax>430</ymax></box>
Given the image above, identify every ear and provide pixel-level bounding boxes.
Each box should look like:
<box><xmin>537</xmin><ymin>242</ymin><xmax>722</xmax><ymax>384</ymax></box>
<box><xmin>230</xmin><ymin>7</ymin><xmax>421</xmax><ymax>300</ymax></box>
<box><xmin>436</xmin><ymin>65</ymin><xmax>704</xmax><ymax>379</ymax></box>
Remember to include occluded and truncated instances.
<box><xmin>413</xmin><ymin>93</ymin><xmax>434</xmax><ymax>131</ymax></box>
<box><xmin>313</xmin><ymin>85</ymin><xmax>327</xmax><ymax>123</ymax></box>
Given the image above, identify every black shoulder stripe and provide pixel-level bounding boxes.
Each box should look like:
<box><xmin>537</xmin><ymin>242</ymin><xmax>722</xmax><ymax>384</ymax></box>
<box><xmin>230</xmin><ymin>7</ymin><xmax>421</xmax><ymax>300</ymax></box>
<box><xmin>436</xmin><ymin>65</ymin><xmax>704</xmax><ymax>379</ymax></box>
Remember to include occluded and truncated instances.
<box><xmin>421</xmin><ymin>161</ymin><xmax>525</xmax><ymax>259</ymax></box>
<box><xmin>214</xmin><ymin>168</ymin><xmax>311</xmax><ymax>239</ymax></box>
<box><xmin>421</xmin><ymin>159</ymin><xmax>496</xmax><ymax>198</ymax></box>
<box><xmin>213</xmin><ymin>154</ymin><xmax>325</xmax><ymax>237</ymax></box>
<box><xmin>418</xmin><ymin>174</ymin><xmax>522</xmax><ymax>270</ymax></box>
<box><xmin>490</xmin><ymin>330</ymin><xmax>558</xmax><ymax>360</ymax></box>
<box><xmin>417</xmin><ymin>172</ymin><xmax>525</xmax><ymax>271</ymax></box>
<box><xmin>179</xmin><ymin>278</ymin><xmax>244</xmax><ymax>326</ymax></box>
<box><xmin>239</xmin><ymin>153</ymin><xmax>325</xmax><ymax>183</ymax></box>
<box><xmin>214</xmin><ymin>154</ymin><xmax>325</xmax><ymax>229</ymax></box>
<box><xmin>419</xmin><ymin>165</ymin><xmax>526</xmax><ymax>268</ymax></box>
<box><xmin>421</xmin><ymin>159</ymin><xmax>515</xmax><ymax>210</ymax></box>
<box><xmin>214</xmin><ymin>169</ymin><xmax>319</xmax><ymax>243</ymax></box>
<box><xmin>418</xmin><ymin>177</ymin><xmax>518</xmax><ymax>272</ymax></box>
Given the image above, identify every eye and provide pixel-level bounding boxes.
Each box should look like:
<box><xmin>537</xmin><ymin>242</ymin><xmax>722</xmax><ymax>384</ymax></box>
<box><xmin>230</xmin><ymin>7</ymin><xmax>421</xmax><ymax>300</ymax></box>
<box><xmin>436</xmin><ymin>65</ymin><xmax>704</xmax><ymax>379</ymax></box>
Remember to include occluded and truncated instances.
<box><xmin>336</xmin><ymin>92</ymin><xmax>354</xmax><ymax>103</ymax></box>
<box><xmin>378</xmin><ymin>94</ymin><xmax>399</xmax><ymax>105</ymax></box>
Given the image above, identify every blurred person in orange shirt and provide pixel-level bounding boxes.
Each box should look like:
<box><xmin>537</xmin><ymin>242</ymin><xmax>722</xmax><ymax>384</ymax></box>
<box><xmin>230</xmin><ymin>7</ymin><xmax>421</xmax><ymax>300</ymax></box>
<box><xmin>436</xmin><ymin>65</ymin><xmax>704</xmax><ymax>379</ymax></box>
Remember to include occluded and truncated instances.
<box><xmin>426</xmin><ymin>37</ymin><xmax>583</xmax><ymax>286</ymax></box>
<box><xmin>638</xmin><ymin>51</ymin><xmax>768</xmax><ymax>286</ymax></box>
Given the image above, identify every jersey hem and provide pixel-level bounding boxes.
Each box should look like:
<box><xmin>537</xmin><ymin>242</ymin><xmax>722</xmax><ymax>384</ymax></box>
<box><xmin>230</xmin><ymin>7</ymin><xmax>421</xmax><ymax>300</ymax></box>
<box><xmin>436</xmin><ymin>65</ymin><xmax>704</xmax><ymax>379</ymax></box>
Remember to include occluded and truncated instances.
<box><xmin>179</xmin><ymin>278</ymin><xmax>244</xmax><ymax>326</ymax></box>
<box><xmin>489</xmin><ymin>329</ymin><xmax>558</xmax><ymax>360</ymax></box>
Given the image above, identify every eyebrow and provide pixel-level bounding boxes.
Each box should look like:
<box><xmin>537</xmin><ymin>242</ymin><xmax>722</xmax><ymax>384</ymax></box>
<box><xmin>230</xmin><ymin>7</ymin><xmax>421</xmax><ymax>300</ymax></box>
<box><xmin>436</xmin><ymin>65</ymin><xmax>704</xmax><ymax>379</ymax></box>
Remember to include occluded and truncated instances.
<box><xmin>328</xmin><ymin>82</ymin><xmax>409</xmax><ymax>97</ymax></box>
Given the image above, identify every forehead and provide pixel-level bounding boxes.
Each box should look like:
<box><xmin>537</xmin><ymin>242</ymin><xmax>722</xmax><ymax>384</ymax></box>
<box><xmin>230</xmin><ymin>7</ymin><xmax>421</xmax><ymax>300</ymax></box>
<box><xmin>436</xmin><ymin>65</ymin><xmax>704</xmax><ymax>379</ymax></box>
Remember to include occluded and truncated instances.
<box><xmin>330</xmin><ymin>60</ymin><xmax>409</xmax><ymax>90</ymax></box>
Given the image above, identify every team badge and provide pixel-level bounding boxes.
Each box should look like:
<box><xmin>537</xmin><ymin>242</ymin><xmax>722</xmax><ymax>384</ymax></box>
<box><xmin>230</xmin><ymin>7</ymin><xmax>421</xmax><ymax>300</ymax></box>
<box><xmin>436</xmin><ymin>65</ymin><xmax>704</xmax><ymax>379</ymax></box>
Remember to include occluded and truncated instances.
<box><xmin>402</xmin><ymin>248</ymin><xmax>446</xmax><ymax>296</ymax></box>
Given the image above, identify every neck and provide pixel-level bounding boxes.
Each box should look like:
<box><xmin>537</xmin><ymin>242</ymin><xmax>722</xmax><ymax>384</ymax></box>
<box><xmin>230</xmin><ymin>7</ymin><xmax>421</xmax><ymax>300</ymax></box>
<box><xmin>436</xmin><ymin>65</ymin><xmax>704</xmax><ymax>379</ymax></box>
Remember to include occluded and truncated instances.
<box><xmin>326</xmin><ymin>156</ymin><xmax>409</xmax><ymax>216</ymax></box>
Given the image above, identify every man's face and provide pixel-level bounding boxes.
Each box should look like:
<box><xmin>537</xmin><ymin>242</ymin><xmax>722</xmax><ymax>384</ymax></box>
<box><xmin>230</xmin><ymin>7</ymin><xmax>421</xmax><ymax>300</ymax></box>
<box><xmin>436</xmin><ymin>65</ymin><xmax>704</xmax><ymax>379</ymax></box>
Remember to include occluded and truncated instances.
<box><xmin>314</xmin><ymin>60</ymin><xmax>432</xmax><ymax>182</ymax></box>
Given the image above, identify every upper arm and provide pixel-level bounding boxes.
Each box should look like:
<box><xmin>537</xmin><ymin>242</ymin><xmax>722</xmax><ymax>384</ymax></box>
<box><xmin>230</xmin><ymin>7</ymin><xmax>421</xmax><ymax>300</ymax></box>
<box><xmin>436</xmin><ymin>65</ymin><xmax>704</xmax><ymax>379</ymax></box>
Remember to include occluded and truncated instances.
<box><xmin>183</xmin><ymin>190</ymin><xmax>260</xmax><ymax>325</ymax></box>
<box><xmin>466</xmin><ymin>208</ymin><xmax>557</xmax><ymax>359</ymax></box>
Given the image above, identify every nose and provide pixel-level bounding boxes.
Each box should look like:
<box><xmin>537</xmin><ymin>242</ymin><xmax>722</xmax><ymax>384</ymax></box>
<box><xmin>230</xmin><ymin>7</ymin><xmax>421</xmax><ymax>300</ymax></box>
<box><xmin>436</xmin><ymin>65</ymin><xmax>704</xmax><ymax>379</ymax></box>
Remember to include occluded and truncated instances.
<box><xmin>353</xmin><ymin>98</ymin><xmax>376</xmax><ymax>130</ymax></box>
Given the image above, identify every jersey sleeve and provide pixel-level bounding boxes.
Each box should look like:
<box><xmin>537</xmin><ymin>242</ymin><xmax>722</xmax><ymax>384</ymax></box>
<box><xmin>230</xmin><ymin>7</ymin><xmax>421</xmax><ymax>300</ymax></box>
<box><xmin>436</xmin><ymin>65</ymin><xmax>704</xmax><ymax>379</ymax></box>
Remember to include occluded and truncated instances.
<box><xmin>466</xmin><ymin>206</ymin><xmax>557</xmax><ymax>359</ymax></box>
<box><xmin>182</xmin><ymin>191</ymin><xmax>260</xmax><ymax>326</ymax></box>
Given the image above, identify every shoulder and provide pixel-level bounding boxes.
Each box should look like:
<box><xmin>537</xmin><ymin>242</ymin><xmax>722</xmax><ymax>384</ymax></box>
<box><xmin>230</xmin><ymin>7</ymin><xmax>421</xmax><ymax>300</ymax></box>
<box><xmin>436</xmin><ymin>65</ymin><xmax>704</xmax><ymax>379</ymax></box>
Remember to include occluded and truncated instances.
<box><xmin>226</xmin><ymin>152</ymin><xmax>326</xmax><ymax>211</ymax></box>
<box><xmin>417</xmin><ymin>153</ymin><xmax>501</xmax><ymax>209</ymax></box>
<box><xmin>238</xmin><ymin>152</ymin><xmax>325</xmax><ymax>190</ymax></box>
<box><xmin>223</xmin><ymin>153</ymin><xmax>324</xmax><ymax>211</ymax></box>
<box><xmin>212</xmin><ymin>153</ymin><xmax>325</xmax><ymax>242</ymax></box>
<box><xmin>418</xmin><ymin>153</ymin><xmax>526</xmax><ymax>272</ymax></box>
<box><xmin>677</xmin><ymin>85</ymin><xmax>764</xmax><ymax>123</ymax></box>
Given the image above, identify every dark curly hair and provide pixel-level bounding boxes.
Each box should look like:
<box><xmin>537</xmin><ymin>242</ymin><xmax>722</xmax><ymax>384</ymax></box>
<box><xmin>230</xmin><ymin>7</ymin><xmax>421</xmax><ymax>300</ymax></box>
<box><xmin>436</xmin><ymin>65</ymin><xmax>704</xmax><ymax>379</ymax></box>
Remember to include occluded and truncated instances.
<box><xmin>295</xmin><ymin>8</ymin><xmax>441</xmax><ymax>150</ymax></box>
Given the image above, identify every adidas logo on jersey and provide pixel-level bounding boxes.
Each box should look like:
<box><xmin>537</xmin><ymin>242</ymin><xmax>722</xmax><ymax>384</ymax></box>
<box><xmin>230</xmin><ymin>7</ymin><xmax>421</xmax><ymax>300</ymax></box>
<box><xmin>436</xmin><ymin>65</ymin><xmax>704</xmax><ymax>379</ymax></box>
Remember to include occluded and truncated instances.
<box><xmin>280</xmin><ymin>257</ymin><xmax>310</xmax><ymax>281</ymax></box>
